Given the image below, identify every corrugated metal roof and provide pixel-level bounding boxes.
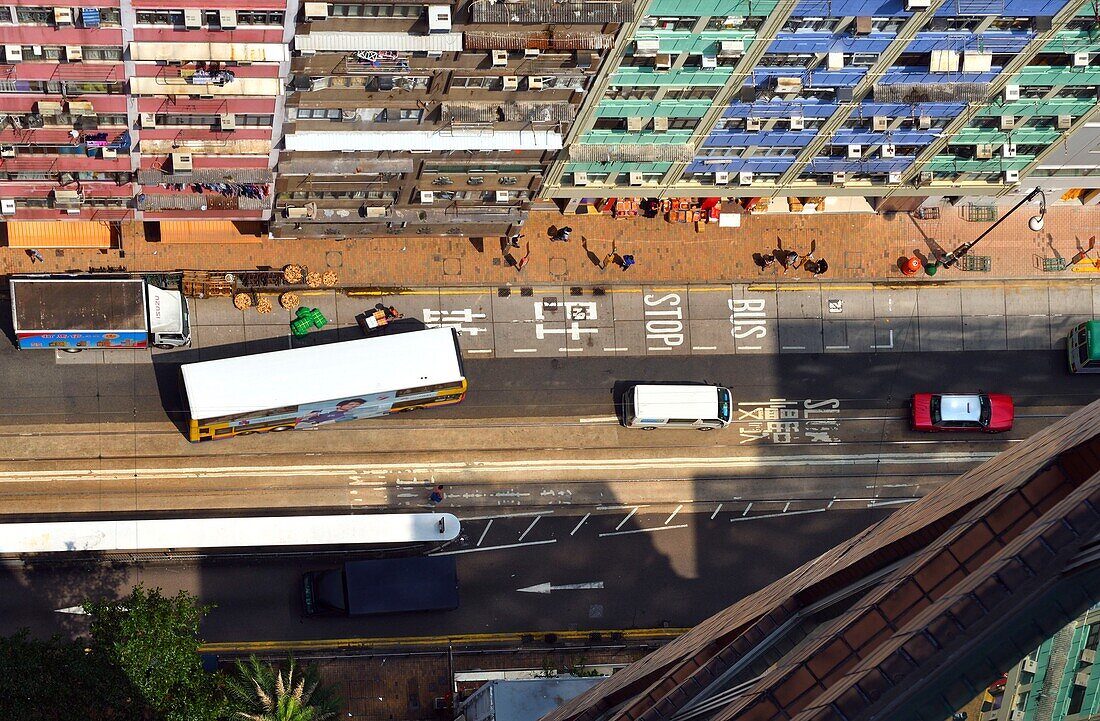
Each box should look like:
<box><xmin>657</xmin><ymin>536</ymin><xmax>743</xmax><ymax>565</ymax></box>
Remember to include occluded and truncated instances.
<box><xmin>442</xmin><ymin>102</ymin><xmax>575</xmax><ymax>124</ymax></box>
<box><xmin>284</xmin><ymin>129</ymin><xmax>563</xmax><ymax>152</ymax></box>
<box><xmin>470</xmin><ymin>0</ymin><xmax>632</xmax><ymax>23</ymax></box>
<box><xmin>4</xmin><ymin>220</ymin><xmax>114</xmax><ymax>249</ymax></box>
<box><xmin>138</xmin><ymin>168</ymin><xmax>274</xmax><ymax>184</ymax></box>
<box><xmin>155</xmin><ymin>220</ymin><xmax>266</xmax><ymax>244</ymax></box>
<box><xmin>294</xmin><ymin>32</ymin><xmax>463</xmax><ymax>52</ymax></box>
<box><xmin>276</xmin><ymin>157</ymin><xmax>414</xmax><ymax>175</ymax></box>
<box><xmin>873</xmin><ymin>81</ymin><xmax>991</xmax><ymax>103</ymax></box>
<box><xmin>463</xmin><ymin>31</ymin><xmax>613</xmax><ymax>50</ymax></box>
<box><xmin>570</xmin><ymin>144</ymin><xmax>693</xmax><ymax>162</ymax></box>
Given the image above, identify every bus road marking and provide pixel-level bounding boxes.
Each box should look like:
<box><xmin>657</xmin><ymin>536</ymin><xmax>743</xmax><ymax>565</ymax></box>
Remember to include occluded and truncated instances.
<box><xmin>518</xmin><ymin>515</ymin><xmax>542</xmax><ymax>541</ymax></box>
<box><xmin>431</xmin><ymin>539</ymin><xmax>557</xmax><ymax>555</ymax></box>
<box><xmin>615</xmin><ymin>507</ymin><xmax>639</xmax><ymax>530</ymax></box>
<box><xmin>476</xmin><ymin>519</ymin><xmax>493</xmax><ymax>547</ymax></box>
<box><xmin>571</xmin><ymin>513</ymin><xmax>590</xmax><ymax>536</ymax></box>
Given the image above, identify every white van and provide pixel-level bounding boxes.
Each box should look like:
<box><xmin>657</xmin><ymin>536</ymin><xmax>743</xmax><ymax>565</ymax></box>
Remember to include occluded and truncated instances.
<box><xmin>624</xmin><ymin>384</ymin><xmax>732</xmax><ymax>431</ymax></box>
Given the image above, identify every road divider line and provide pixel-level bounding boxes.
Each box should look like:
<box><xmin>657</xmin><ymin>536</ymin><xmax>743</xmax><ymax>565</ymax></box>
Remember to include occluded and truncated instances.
<box><xmin>431</xmin><ymin>539</ymin><xmax>556</xmax><ymax>556</ymax></box>
<box><xmin>476</xmin><ymin>519</ymin><xmax>493</xmax><ymax>547</ymax></box>
<box><xmin>665</xmin><ymin>505</ymin><xmax>683</xmax><ymax>525</ymax></box>
<box><xmin>466</xmin><ymin>349</ymin><xmax>493</xmax><ymax>355</ymax></box>
<box><xmin>512</xmin><ymin>349</ymin><xmax>538</xmax><ymax>353</ymax></box>
<box><xmin>518</xmin><ymin>515</ymin><xmax>541</xmax><ymax>541</ymax></box>
<box><xmin>615</xmin><ymin>507</ymin><xmax>638</xmax><ymax>530</ymax></box>
<box><xmin>732</xmin><ymin>507</ymin><xmax>826</xmax><ymax>523</ymax></box>
<box><xmin>461</xmin><ymin>511</ymin><xmax>552</xmax><ymax>521</ymax></box>
<box><xmin>710</xmin><ymin>504</ymin><xmax>723</xmax><ymax>520</ymax></box>
<box><xmin>571</xmin><ymin>513</ymin><xmax>590</xmax><ymax>536</ymax></box>
<box><xmin>603</xmin><ymin>347</ymin><xmax>629</xmax><ymax>352</ymax></box>
<box><xmin>600</xmin><ymin>524</ymin><xmax>689</xmax><ymax>538</ymax></box>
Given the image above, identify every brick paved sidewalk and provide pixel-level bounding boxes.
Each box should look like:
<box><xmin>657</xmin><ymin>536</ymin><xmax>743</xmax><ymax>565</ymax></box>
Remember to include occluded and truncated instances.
<box><xmin>1</xmin><ymin>205</ymin><xmax>1097</xmax><ymax>286</ymax></box>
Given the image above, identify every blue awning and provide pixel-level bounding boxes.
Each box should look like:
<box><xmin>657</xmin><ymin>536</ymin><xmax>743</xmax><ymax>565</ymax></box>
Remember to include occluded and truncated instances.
<box><xmin>81</xmin><ymin>8</ymin><xmax>100</xmax><ymax>27</ymax></box>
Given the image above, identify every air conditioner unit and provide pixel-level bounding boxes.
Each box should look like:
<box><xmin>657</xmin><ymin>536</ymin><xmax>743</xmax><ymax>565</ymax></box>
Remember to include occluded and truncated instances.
<box><xmin>65</xmin><ymin>208</ymin><xmax>82</xmax><ymax>215</ymax></box>
<box><xmin>701</xmin><ymin>54</ymin><xmax>717</xmax><ymax>68</ymax></box>
<box><xmin>1082</xmin><ymin>649</ymin><xmax>1096</xmax><ymax>664</ymax></box>
<box><xmin>524</xmin><ymin>48</ymin><xmax>540</xmax><ymax>58</ymax></box>
<box><xmin>527</xmin><ymin>76</ymin><xmax>544</xmax><ymax>90</ymax></box>
<box><xmin>491</xmin><ymin>49</ymin><xmax>508</xmax><ymax>67</ymax></box>
<box><xmin>873</xmin><ymin>116</ymin><xmax>889</xmax><ymax>131</ymax></box>
<box><xmin>428</xmin><ymin>5</ymin><xmax>451</xmax><ymax>32</ymax></box>
<box><xmin>719</xmin><ymin>40</ymin><xmax>744</xmax><ymax>58</ymax></box>
<box><xmin>303</xmin><ymin>2</ymin><xmax>328</xmax><ymax>19</ymax></box>
<box><xmin>715</xmin><ymin>171</ymin><xmax>729</xmax><ymax>184</ymax></box>
<box><xmin>4</xmin><ymin>45</ymin><xmax>22</xmax><ymax>63</ymax></box>
<box><xmin>64</xmin><ymin>46</ymin><xmax>83</xmax><ymax>62</ymax></box>
<box><xmin>219</xmin><ymin>9</ymin><xmax>237</xmax><ymax>28</ymax></box>
<box><xmin>171</xmin><ymin>152</ymin><xmax>193</xmax><ymax>171</ymax></box>
<box><xmin>1004</xmin><ymin>84</ymin><xmax>1020</xmax><ymax>101</ymax></box>
<box><xmin>1023</xmin><ymin>658</ymin><xmax>1038</xmax><ymax>674</ymax></box>
<box><xmin>776</xmin><ymin>77</ymin><xmax>802</xmax><ymax>94</ymax></box>
<box><xmin>101</xmin><ymin>147</ymin><xmax>117</xmax><ymax>158</ymax></box>
<box><xmin>906</xmin><ymin>0</ymin><xmax>930</xmax><ymax>9</ymax></box>
<box><xmin>635</xmin><ymin>38</ymin><xmax>659</xmax><ymax>57</ymax></box>
<box><xmin>1004</xmin><ymin>169</ymin><xmax>1019</xmax><ymax>183</ymax></box>
<box><xmin>975</xmin><ymin>143</ymin><xmax>994</xmax><ymax>159</ymax></box>
<box><xmin>919</xmin><ymin>170</ymin><xmax>934</xmax><ymax>184</ymax></box>
<box><xmin>629</xmin><ymin>172</ymin><xmax>643</xmax><ymax>186</ymax></box>
<box><xmin>573</xmin><ymin>171</ymin><xmax>589</xmax><ymax>186</ymax></box>
<box><xmin>140</xmin><ymin>112</ymin><xmax>157</xmax><ymax>129</ymax></box>
<box><xmin>847</xmin><ymin>144</ymin><xmax>862</xmax><ymax>158</ymax></box>
<box><xmin>739</xmin><ymin>171</ymin><xmax>753</xmax><ymax>185</ymax></box>
<box><xmin>420</xmin><ymin>190</ymin><xmax>434</xmax><ymax>204</ymax></box>
<box><xmin>219</xmin><ymin>113</ymin><xmax>237</xmax><ymax>130</ymax></box>
<box><xmin>1058</xmin><ymin>114</ymin><xmax>1073</xmax><ymax>129</ymax></box>
<box><xmin>655</xmin><ymin>54</ymin><xmax>672</xmax><ymax>71</ymax></box>
<box><xmin>790</xmin><ymin>115</ymin><xmax>804</xmax><ymax>130</ymax></box>
<box><xmin>0</xmin><ymin>198</ymin><xmax>14</xmax><ymax>214</ymax></box>
<box><xmin>184</xmin><ymin>8</ymin><xmax>202</xmax><ymax>28</ymax></box>
<box><xmin>1002</xmin><ymin>142</ymin><xmax>1017</xmax><ymax>157</ymax></box>
<box><xmin>1000</xmin><ymin>115</ymin><xmax>1015</xmax><ymax>130</ymax></box>
<box><xmin>918</xmin><ymin>115</ymin><xmax>932</xmax><ymax>130</ymax></box>
<box><xmin>53</xmin><ymin>189</ymin><xmax>81</xmax><ymax>207</ymax></box>
<box><xmin>880</xmin><ymin>143</ymin><xmax>895</xmax><ymax>158</ymax></box>
<box><xmin>745</xmin><ymin>117</ymin><xmax>761</xmax><ymax>131</ymax></box>
<box><xmin>502</xmin><ymin>76</ymin><xmax>519</xmax><ymax>91</ymax></box>
<box><xmin>495</xmin><ymin>190</ymin><xmax>509</xmax><ymax>203</ymax></box>
<box><xmin>1074</xmin><ymin>51</ymin><xmax>1090</xmax><ymax>67</ymax></box>
<box><xmin>827</xmin><ymin>51</ymin><xmax>844</xmax><ymax>70</ymax></box>
<box><xmin>833</xmin><ymin>171</ymin><xmax>847</xmax><ymax>183</ymax></box>
<box><xmin>285</xmin><ymin>206</ymin><xmax>313</xmax><ymax>219</ymax></box>
<box><xmin>54</xmin><ymin>7</ymin><xmax>73</xmax><ymax>25</ymax></box>
<box><xmin>652</xmin><ymin>116</ymin><xmax>668</xmax><ymax>132</ymax></box>
<box><xmin>0</xmin><ymin>146</ymin><xmax>15</xmax><ymax>157</ymax></box>
<box><xmin>626</xmin><ymin>116</ymin><xmax>643</xmax><ymax>131</ymax></box>
<box><xmin>888</xmin><ymin>171</ymin><xmax>902</xmax><ymax>183</ymax></box>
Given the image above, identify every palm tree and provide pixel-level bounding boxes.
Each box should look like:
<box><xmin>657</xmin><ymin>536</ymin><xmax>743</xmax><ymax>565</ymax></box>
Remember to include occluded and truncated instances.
<box><xmin>224</xmin><ymin>655</ymin><xmax>339</xmax><ymax>721</ymax></box>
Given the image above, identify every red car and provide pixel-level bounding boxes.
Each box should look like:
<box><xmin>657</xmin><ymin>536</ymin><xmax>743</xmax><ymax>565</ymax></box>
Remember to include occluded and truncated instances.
<box><xmin>911</xmin><ymin>393</ymin><xmax>1014</xmax><ymax>433</ymax></box>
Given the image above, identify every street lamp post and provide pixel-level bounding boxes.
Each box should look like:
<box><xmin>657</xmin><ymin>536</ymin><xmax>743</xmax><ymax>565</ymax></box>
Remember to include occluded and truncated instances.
<box><xmin>937</xmin><ymin>187</ymin><xmax>1046</xmax><ymax>269</ymax></box>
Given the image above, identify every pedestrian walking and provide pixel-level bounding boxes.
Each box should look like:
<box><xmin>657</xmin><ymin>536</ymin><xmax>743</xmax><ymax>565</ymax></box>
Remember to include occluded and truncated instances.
<box><xmin>428</xmin><ymin>485</ymin><xmax>445</xmax><ymax>506</ymax></box>
<box><xmin>780</xmin><ymin>250</ymin><xmax>802</xmax><ymax>275</ymax></box>
<box><xmin>601</xmin><ymin>251</ymin><xmax>616</xmax><ymax>270</ymax></box>
<box><xmin>810</xmin><ymin>258</ymin><xmax>829</xmax><ymax>277</ymax></box>
<box><xmin>552</xmin><ymin>226</ymin><xmax>572</xmax><ymax>242</ymax></box>
<box><xmin>620</xmin><ymin>254</ymin><xmax>636</xmax><ymax>271</ymax></box>
<box><xmin>508</xmin><ymin>232</ymin><xmax>524</xmax><ymax>249</ymax></box>
<box><xmin>28</xmin><ymin>248</ymin><xmax>44</xmax><ymax>264</ymax></box>
<box><xmin>759</xmin><ymin>253</ymin><xmax>776</xmax><ymax>270</ymax></box>
<box><xmin>516</xmin><ymin>244</ymin><xmax>531</xmax><ymax>271</ymax></box>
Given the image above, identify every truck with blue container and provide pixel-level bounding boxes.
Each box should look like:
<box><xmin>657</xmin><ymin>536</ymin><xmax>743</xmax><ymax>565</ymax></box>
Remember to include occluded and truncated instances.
<box><xmin>10</xmin><ymin>273</ymin><xmax>190</xmax><ymax>350</ymax></box>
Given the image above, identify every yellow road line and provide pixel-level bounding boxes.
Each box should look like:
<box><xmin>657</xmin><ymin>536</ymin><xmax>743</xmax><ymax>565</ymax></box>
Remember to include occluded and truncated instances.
<box><xmin>200</xmin><ymin>627</ymin><xmax>688</xmax><ymax>654</ymax></box>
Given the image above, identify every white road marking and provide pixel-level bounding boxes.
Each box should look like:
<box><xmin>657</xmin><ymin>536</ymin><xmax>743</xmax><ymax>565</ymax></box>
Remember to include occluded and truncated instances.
<box><xmin>597</xmin><ymin>505</ymin><xmax>650</xmax><ymax>510</ymax></box>
<box><xmin>461</xmin><ymin>511</ymin><xmax>552</xmax><ymax>521</ymax></box>
<box><xmin>476</xmin><ymin>519</ymin><xmax>493</xmax><ymax>547</ymax></box>
<box><xmin>512</xmin><ymin>348</ymin><xmax>538</xmax><ymax>353</ymax></box>
<box><xmin>867</xmin><ymin>498</ymin><xmax>919</xmax><ymax>507</ymax></box>
<box><xmin>783</xmin><ymin>501</ymin><xmax>791</xmax><ymax>512</ymax></box>
<box><xmin>742</xmin><ymin>502</ymin><xmax>753</xmax><ymax>516</ymax></box>
<box><xmin>518</xmin><ymin>515</ymin><xmax>542</xmax><ymax>541</ymax></box>
<box><xmin>517</xmin><ymin>581</ymin><xmax>604</xmax><ymax>594</ymax></box>
<box><xmin>600</xmin><ymin>524</ymin><xmax>689</xmax><ymax>538</ymax></box>
<box><xmin>665</xmin><ymin>504</ymin><xmax>683</xmax><ymax>525</ymax></box>
<box><xmin>0</xmin><ymin>452</ymin><xmax>1000</xmax><ymax>484</ymax></box>
<box><xmin>825</xmin><ymin>345</ymin><xmax>850</xmax><ymax>350</ymax></box>
<box><xmin>466</xmin><ymin>349</ymin><xmax>493</xmax><ymax>354</ymax></box>
<box><xmin>571</xmin><ymin>513</ymin><xmax>590</xmax><ymax>536</ymax></box>
<box><xmin>731</xmin><ymin>508</ymin><xmax>827</xmax><ymax>522</ymax></box>
<box><xmin>710</xmin><ymin>504</ymin><xmax>723</xmax><ymax>520</ymax></box>
<box><xmin>872</xmin><ymin>330</ymin><xmax>894</xmax><ymax>349</ymax></box>
<box><xmin>578</xmin><ymin>415</ymin><xmax>619</xmax><ymax>423</ymax></box>
<box><xmin>740</xmin><ymin>345</ymin><xmax>763</xmax><ymax>350</ymax></box>
<box><xmin>782</xmin><ymin>345</ymin><xmax>806</xmax><ymax>350</ymax></box>
<box><xmin>432</xmin><ymin>539</ymin><xmax>557</xmax><ymax>555</ymax></box>
<box><xmin>55</xmin><ymin>606</ymin><xmax>88</xmax><ymax>615</ymax></box>
<box><xmin>692</xmin><ymin>346</ymin><xmax>717</xmax><ymax>351</ymax></box>
<box><xmin>558</xmin><ymin>348</ymin><xmax>584</xmax><ymax>352</ymax></box>
<box><xmin>615</xmin><ymin>507</ymin><xmax>638</xmax><ymax>530</ymax></box>
<box><xmin>603</xmin><ymin>347</ymin><xmax>629</xmax><ymax>352</ymax></box>
<box><xmin>647</xmin><ymin>346</ymin><xmax>674</xmax><ymax>351</ymax></box>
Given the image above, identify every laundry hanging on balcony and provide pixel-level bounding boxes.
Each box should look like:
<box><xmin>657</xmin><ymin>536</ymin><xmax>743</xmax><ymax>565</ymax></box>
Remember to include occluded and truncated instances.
<box><xmin>80</xmin><ymin>8</ymin><xmax>100</xmax><ymax>27</ymax></box>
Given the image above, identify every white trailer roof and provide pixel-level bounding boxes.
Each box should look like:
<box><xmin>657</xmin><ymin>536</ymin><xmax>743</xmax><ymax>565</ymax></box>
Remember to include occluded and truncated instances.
<box><xmin>181</xmin><ymin>328</ymin><xmax>462</xmax><ymax>421</ymax></box>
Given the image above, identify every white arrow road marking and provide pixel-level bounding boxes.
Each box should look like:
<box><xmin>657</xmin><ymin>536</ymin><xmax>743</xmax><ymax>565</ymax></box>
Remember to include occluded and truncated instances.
<box><xmin>54</xmin><ymin>606</ymin><xmax>87</xmax><ymax>615</ymax></box>
<box><xmin>0</xmin><ymin>451</ymin><xmax>1000</xmax><ymax>485</ymax></box>
<box><xmin>517</xmin><ymin>581</ymin><xmax>605</xmax><ymax>594</ymax></box>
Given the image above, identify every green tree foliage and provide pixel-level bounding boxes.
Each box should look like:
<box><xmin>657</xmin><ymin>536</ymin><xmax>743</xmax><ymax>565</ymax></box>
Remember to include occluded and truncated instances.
<box><xmin>223</xmin><ymin>655</ymin><xmax>340</xmax><ymax>721</ymax></box>
<box><xmin>85</xmin><ymin>584</ymin><xmax>224</xmax><ymax>721</ymax></box>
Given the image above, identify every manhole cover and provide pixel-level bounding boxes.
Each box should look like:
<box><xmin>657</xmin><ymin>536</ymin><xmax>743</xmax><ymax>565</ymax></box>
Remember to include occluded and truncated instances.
<box><xmin>589</xmin><ymin>604</ymin><xmax>604</xmax><ymax>619</ymax></box>
<box><xmin>442</xmin><ymin>257</ymin><xmax>461</xmax><ymax>276</ymax></box>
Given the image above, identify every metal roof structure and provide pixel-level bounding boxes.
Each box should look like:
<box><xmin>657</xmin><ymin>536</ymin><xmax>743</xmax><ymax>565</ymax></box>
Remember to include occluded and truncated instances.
<box><xmin>541</xmin><ymin>399</ymin><xmax>1100</xmax><ymax>721</ymax></box>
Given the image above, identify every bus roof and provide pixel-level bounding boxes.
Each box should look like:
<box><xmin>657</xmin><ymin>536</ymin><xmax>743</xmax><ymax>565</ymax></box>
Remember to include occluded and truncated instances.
<box><xmin>633</xmin><ymin>384</ymin><xmax>723</xmax><ymax>419</ymax></box>
<box><xmin>1087</xmin><ymin>320</ymin><xmax>1100</xmax><ymax>359</ymax></box>
<box><xmin>0</xmin><ymin>513</ymin><xmax>460</xmax><ymax>554</ymax></box>
<box><xmin>181</xmin><ymin>328</ymin><xmax>463</xmax><ymax>421</ymax></box>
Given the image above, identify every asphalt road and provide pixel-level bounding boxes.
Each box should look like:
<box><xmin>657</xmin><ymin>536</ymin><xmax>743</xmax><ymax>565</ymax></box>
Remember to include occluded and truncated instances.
<box><xmin>0</xmin><ymin>506</ymin><xmax>892</xmax><ymax>645</ymax></box>
<box><xmin>0</xmin><ymin>345</ymin><xmax>1094</xmax><ymax>514</ymax></box>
